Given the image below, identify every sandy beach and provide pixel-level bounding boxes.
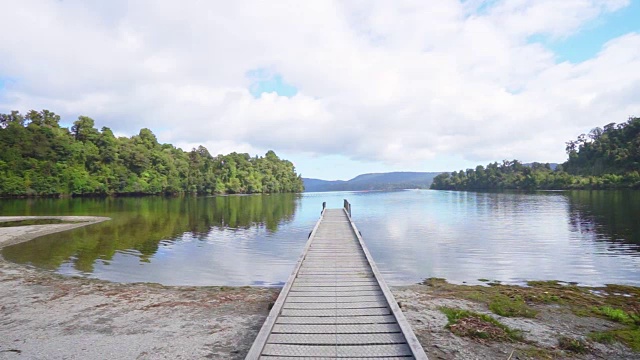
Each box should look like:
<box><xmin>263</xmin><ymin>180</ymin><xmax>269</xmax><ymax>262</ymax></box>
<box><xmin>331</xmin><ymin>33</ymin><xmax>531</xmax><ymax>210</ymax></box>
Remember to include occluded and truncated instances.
<box><xmin>1</xmin><ymin>217</ymin><xmax>637</xmax><ymax>359</ymax></box>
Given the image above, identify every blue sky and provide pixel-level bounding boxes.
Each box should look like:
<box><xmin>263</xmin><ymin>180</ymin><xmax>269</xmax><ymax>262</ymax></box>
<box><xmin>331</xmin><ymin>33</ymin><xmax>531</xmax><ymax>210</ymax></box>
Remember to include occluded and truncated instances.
<box><xmin>1</xmin><ymin>1</ymin><xmax>639</xmax><ymax>181</ymax></box>
<box><xmin>248</xmin><ymin>69</ymin><xmax>298</xmax><ymax>98</ymax></box>
<box><xmin>0</xmin><ymin>76</ymin><xmax>9</xmax><ymax>92</ymax></box>
<box><xmin>531</xmin><ymin>0</ymin><xmax>640</xmax><ymax>63</ymax></box>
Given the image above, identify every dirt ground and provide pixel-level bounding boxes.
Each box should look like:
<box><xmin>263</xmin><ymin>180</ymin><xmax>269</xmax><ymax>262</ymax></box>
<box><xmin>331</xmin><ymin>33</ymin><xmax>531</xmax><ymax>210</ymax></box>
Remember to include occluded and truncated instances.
<box><xmin>395</xmin><ymin>281</ymin><xmax>638</xmax><ymax>359</ymax></box>
<box><xmin>1</xmin><ymin>218</ymin><xmax>638</xmax><ymax>359</ymax></box>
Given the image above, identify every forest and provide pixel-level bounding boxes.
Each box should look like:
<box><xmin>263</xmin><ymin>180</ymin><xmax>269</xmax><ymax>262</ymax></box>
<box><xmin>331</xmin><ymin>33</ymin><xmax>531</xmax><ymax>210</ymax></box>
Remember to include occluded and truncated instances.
<box><xmin>431</xmin><ymin>117</ymin><xmax>640</xmax><ymax>190</ymax></box>
<box><xmin>0</xmin><ymin>110</ymin><xmax>304</xmax><ymax>196</ymax></box>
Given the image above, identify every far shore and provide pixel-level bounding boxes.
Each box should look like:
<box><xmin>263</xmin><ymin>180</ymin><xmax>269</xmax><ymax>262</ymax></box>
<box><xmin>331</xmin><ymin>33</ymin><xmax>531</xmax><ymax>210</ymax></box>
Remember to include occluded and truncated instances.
<box><xmin>0</xmin><ymin>217</ymin><xmax>637</xmax><ymax>359</ymax></box>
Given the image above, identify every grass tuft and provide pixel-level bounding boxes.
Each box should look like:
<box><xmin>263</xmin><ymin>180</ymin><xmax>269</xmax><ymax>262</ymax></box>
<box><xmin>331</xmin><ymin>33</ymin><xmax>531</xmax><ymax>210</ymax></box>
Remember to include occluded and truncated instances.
<box><xmin>558</xmin><ymin>336</ymin><xmax>589</xmax><ymax>354</ymax></box>
<box><xmin>518</xmin><ymin>346</ymin><xmax>558</xmax><ymax>359</ymax></box>
<box><xmin>594</xmin><ymin>306</ymin><xmax>639</xmax><ymax>325</ymax></box>
<box><xmin>614</xmin><ymin>328</ymin><xmax>640</xmax><ymax>352</ymax></box>
<box><xmin>588</xmin><ymin>331</ymin><xmax>615</xmax><ymax>344</ymax></box>
<box><xmin>488</xmin><ymin>294</ymin><xmax>538</xmax><ymax>318</ymax></box>
<box><xmin>422</xmin><ymin>277</ymin><xmax>447</xmax><ymax>286</ymax></box>
<box><xmin>589</xmin><ymin>327</ymin><xmax>640</xmax><ymax>352</ymax></box>
<box><xmin>439</xmin><ymin>307</ymin><xmax>523</xmax><ymax>342</ymax></box>
<box><xmin>527</xmin><ymin>280</ymin><xmax>560</xmax><ymax>287</ymax></box>
<box><xmin>587</xmin><ymin>306</ymin><xmax>640</xmax><ymax>352</ymax></box>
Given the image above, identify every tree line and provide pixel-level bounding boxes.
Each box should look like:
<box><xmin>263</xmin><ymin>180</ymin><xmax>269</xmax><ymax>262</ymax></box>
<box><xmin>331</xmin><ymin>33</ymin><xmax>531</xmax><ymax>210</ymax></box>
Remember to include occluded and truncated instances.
<box><xmin>0</xmin><ymin>110</ymin><xmax>304</xmax><ymax>196</ymax></box>
<box><xmin>431</xmin><ymin>117</ymin><xmax>640</xmax><ymax>190</ymax></box>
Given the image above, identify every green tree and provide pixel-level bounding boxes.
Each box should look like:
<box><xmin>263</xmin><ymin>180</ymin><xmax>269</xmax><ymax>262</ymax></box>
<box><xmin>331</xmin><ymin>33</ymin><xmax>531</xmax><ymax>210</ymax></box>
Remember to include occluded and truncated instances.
<box><xmin>0</xmin><ymin>110</ymin><xmax>304</xmax><ymax>197</ymax></box>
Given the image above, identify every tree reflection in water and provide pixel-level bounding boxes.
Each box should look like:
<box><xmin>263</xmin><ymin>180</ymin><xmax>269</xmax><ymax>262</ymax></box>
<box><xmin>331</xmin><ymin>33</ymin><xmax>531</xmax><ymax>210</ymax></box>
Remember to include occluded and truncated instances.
<box><xmin>2</xmin><ymin>194</ymin><xmax>300</xmax><ymax>273</ymax></box>
<box><xmin>566</xmin><ymin>190</ymin><xmax>640</xmax><ymax>252</ymax></box>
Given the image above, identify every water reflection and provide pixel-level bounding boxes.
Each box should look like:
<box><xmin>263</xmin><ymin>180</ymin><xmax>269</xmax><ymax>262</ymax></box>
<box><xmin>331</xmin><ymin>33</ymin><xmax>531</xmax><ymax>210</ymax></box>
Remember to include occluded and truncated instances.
<box><xmin>2</xmin><ymin>190</ymin><xmax>639</xmax><ymax>287</ymax></box>
<box><xmin>566</xmin><ymin>190</ymin><xmax>640</xmax><ymax>250</ymax></box>
<box><xmin>343</xmin><ymin>190</ymin><xmax>640</xmax><ymax>287</ymax></box>
<box><xmin>2</xmin><ymin>195</ymin><xmax>303</xmax><ymax>285</ymax></box>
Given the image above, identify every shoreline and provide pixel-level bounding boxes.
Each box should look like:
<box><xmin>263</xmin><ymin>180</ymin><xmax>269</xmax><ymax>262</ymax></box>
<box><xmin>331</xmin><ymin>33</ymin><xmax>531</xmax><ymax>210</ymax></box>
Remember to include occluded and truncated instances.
<box><xmin>0</xmin><ymin>217</ymin><xmax>278</xmax><ymax>359</ymax></box>
<box><xmin>1</xmin><ymin>218</ymin><xmax>638</xmax><ymax>359</ymax></box>
<box><xmin>0</xmin><ymin>216</ymin><xmax>110</xmax><ymax>248</ymax></box>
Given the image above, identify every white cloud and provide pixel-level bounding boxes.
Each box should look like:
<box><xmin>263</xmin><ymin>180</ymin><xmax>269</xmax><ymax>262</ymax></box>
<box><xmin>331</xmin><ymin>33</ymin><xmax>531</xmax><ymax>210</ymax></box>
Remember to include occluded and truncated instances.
<box><xmin>0</xmin><ymin>0</ymin><xmax>638</xmax><ymax>171</ymax></box>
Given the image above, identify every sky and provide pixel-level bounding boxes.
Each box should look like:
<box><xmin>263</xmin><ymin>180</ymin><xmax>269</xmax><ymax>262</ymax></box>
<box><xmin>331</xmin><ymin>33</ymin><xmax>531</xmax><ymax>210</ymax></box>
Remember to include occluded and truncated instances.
<box><xmin>1</xmin><ymin>0</ymin><xmax>639</xmax><ymax>180</ymax></box>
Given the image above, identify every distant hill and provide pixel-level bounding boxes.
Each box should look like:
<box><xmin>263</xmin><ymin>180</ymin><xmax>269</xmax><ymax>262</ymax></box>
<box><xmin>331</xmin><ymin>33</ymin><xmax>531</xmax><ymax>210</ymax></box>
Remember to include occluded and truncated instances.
<box><xmin>303</xmin><ymin>172</ymin><xmax>441</xmax><ymax>192</ymax></box>
<box><xmin>524</xmin><ymin>162</ymin><xmax>559</xmax><ymax>170</ymax></box>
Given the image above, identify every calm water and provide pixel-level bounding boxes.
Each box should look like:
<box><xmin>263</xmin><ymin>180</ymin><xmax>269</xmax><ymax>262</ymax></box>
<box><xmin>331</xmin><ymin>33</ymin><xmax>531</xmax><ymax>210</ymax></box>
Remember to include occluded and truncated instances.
<box><xmin>1</xmin><ymin>191</ymin><xmax>639</xmax><ymax>286</ymax></box>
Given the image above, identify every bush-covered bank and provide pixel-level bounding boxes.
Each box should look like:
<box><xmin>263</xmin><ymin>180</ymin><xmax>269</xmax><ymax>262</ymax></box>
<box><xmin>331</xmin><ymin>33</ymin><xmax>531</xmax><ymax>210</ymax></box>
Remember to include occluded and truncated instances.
<box><xmin>0</xmin><ymin>110</ymin><xmax>304</xmax><ymax>197</ymax></box>
<box><xmin>431</xmin><ymin>117</ymin><xmax>640</xmax><ymax>190</ymax></box>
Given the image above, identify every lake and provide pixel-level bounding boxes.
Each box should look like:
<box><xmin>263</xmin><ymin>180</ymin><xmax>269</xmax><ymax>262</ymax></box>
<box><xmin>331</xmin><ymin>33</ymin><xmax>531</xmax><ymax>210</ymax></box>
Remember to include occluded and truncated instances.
<box><xmin>1</xmin><ymin>190</ymin><xmax>639</xmax><ymax>287</ymax></box>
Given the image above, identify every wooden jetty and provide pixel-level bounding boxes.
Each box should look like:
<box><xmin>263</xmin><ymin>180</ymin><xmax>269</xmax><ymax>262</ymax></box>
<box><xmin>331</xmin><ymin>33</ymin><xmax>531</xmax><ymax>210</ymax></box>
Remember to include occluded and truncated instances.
<box><xmin>246</xmin><ymin>200</ymin><xmax>428</xmax><ymax>359</ymax></box>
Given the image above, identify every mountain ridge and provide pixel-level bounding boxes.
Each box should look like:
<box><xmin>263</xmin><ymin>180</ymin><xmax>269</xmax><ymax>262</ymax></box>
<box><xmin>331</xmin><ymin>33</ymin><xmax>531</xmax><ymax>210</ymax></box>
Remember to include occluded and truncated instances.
<box><xmin>303</xmin><ymin>171</ymin><xmax>441</xmax><ymax>192</ymax></box>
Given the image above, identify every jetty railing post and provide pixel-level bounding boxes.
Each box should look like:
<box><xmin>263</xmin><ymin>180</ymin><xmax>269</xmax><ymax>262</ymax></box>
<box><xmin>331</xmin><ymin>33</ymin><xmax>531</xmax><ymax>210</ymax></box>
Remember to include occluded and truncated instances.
<box><xmin>322</xmin><ymin>201</ymin><xmax>326</xmax><ymax>214</ymax></box>
<box><xmin>343</xmin><ymin>199</ymin><xmax>352</xmax><ymax>217</ymax></box>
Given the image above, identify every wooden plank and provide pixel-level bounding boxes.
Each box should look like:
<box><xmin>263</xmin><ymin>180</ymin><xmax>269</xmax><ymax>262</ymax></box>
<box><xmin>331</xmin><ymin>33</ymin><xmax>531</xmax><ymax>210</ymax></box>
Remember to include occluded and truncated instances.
<box><xmin>307</xmin><ymin>247</ymin><xmax>360</xmax><ymax>249</ymax></box>
<box><xmin>294</xmin><ymin>277</ymin><xmax>376</xmax><ymax>282</ymax></box>
<box><xmin>298</xmin><ymin>266</ymin><xmax>370</xmax><ymax>270</ymax></box>
<box><xmin>296</xmin><ymin>273</ymin><xmax>374</xmax><ymax>277</ymax></box>
<box><xmin>282</xmin><ymin>301</ymin><xmax>387</xmax><ymax>309</ymax></box>
<box><xmin>294</xmin><ymin>269</ymin><xmax>369</xmax><ymax>273</ymax></box>
<box><xmin>285</xmin><ymin>295</ymin><xmax>386</xmax><ymax>303</ymax></box>
<box><xmin>271</xmin><ymin>323</ymin><xmax>401</xmax><ymax>334</ymax></box>
<box><xmin>259</xmin><ymin>357</ymin><xmax>414</xmax><ymax>360</ymax></box>
<box><xmin>305</xmin><ymin>252</ymin><xmax>362</xmax><ymax>255</ymax></box>
<box><xmin>285</xmin><ymin>290</ymin><xmax>384</xmax><ymax>297</ymax></box>
<box><xmin>294</xmin><ymin>277</ymin><xmax>375</xmax><ymax>282</ymax></box>
<box><xmin>300</xmin><ymin>262</ymin><xmax>366</xmax><ymax>265</ymax></box>
<box><xmin>306</xmin><ymin>250</ymin><xmax>361</xmax><ymax>252</ymax></box>
<box><xmin>303</xmin><ymin>257</ymin><xmax>364</xmax><ymax>260</ymax></box>
<box><xmin>280</xmin><ymin>308</ymin><xmax>392</xmax><ymax>317</ymax></box>
<box><xmin>289</xmin><ymin>285</ymin><xmax>381</xmax><ymax>292</ymax></box>
<box><xmin>291</xmin><ymin>281</ymin><xmax>379</xmax><ymax>287</ymax></box>
<box><xmin>260</xmin><ymin>344</ymin><xmax>413</xmax><ymax>357</ymax></box>
<box><xmin>300</xmin><ymin>263</ymin><xmax>367</xmax><ymax>266</ymax></box>
<box><xmin>300</xmin><ymin>262</ymin><xmax>370</xmax><ymax>268</ymax></box>
<box><xmin>275</xmin><ymin>315</ymin><xmax>398</xmax><ymax>325</ymax></box>
<box><xmin>267</xmin><ymin>333</ymin><xmax>407</xmax><ymax>345</ymax></box>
